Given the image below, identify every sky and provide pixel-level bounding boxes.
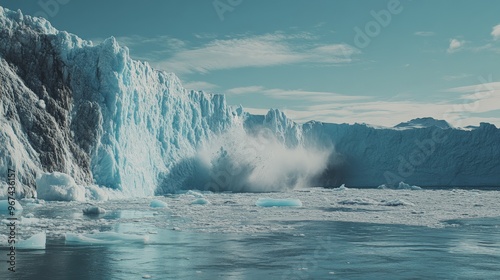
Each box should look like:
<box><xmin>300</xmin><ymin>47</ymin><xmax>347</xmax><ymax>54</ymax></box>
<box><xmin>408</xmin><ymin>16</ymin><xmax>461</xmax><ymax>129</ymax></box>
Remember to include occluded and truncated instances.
<box><xmin>1</xmin><ymin>0</ymin><xmax>500</xmax><ymax>127</ymax></box>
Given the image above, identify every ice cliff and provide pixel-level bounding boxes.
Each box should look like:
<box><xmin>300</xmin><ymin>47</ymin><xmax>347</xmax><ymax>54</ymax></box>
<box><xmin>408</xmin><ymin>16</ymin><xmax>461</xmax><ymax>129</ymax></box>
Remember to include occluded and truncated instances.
<box><xmin>0</xmin><ymin>7</ymin><xmax>233</xmax><ymax>197</ymax></box>
<box><xmin>0</xmin><ymin>7</ymin><xmax>499</xmax><ymax>199</ymax></box>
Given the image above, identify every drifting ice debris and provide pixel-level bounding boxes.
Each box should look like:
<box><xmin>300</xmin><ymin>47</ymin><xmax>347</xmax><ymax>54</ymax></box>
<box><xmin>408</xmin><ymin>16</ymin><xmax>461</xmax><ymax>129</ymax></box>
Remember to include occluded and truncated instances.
<box><xmin>255</xmin><ymin>198</ymin><xmax>303</xmax><ymax>207</ymax></box>
<box><xmin>17</xmin><ymin>232</ymin><xmax>46</xmax><ymax>250</ymax></box>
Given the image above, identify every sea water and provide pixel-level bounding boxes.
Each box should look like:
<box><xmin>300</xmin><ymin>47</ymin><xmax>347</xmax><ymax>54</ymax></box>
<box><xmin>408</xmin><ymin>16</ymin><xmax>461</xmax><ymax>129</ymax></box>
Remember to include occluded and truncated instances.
<box><xmin>1</xmin><ymin>188</ymin><xmax>499</xmax><ymax>279</ymax></box>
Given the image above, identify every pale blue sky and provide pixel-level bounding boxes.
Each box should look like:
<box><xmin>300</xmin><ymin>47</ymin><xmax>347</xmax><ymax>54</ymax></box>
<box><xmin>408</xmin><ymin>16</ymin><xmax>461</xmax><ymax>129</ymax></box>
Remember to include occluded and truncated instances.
<box><xmin>1</xmin><ymin>0</ymin><xmax>499</xmax><ymax>126</ymax></box>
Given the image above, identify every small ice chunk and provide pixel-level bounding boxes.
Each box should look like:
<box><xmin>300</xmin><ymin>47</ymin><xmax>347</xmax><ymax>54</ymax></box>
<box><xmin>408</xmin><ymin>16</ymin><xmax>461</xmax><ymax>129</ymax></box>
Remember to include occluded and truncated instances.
<box><xmin>0</xmin><ymin>199</ymin><xmax>23</xmax><ymax>213</ymax></box>
<box><xmin>17</xmin><ymin>232</ymin><xmax>46</xmax><ymax>250</ymax></box>
<box><xmin>150</xmin><ymin>200</ymin><xmax>168</xmax><ymax>208</ymax></box>
<box><xmin>333</xmin><ymin>184</ymin><xmax>349</xmax><ymax>191</ymax></box>
<box><xmin>36</xmin><ymin>172</ymin><xmax>86</xmax><ymax>201</ymax></box>
<box><xmin>20</xmin><ymin>217</ymin><xmax>39</xmax><ymax>225</ymax></box>
<box><xmin>191</xmin><ymin>198</ymin><xmax>210</xmax><ymax>205</ymax></box>
<box><xmin>83</xmin><ymin>206</ymin><xmax>106</xmax><ymax>215</ymax></box>
<box><xmin>65</xmin><ymin>232</ymin><xmax>149</xmax><ymax>245</ymax></box>
<box><xmin>186</xmin><ymin>190</ymin><xmax>204</xmax><ymax>198</ymax></box>
<box><xmin>37</xmin><ymin>99</ymin><xmax>46</xmax><ymax>109</ymax></box>
<box><xmin>255</xmin><ymin>198</ymin><xmax>302</xmax><ymax>207</ymax></box>
<box><xmin>397</xmin><ymin>182</ymin><xmax>422</xmax><ymax>190</ymax></box>
<box><xmin>142</xmin><ymin>275</ymin><xmax>152</xmax><ymax>279</ymax></box>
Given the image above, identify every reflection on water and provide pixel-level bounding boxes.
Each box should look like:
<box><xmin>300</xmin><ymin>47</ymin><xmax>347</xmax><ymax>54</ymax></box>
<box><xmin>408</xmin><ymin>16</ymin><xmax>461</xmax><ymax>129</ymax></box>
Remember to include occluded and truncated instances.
<box><xmin>1</xmin><ymin>217</ymin><xmax>499</xmax><ymax>280</ymax></box>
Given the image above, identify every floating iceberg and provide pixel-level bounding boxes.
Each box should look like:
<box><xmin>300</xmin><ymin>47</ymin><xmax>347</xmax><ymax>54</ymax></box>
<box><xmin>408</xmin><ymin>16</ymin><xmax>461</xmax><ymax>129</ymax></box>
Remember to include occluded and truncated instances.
<box><xmin>65</xmin><ymin>232</ymin><xmax>149</xmax><ymax>245</ymax></box>
<box><xmin>150</xmin><ymin>200</ymin><xmax>168</xmax><ymax>208</ymax></box>
<box><xmin>0</xmin><ymin>199</ymin><xmax>23</xmax><ymax>213</ymax></box>
<box><xmin>17</xmin><ymin>232</ymin><xmax>46</xmax><ymax>250</ymax></box>
<box><xmin>191</xmin><ymin>198</ymin><xmax>210</xmax><ymax>205</ymax></box>
<box><xmin>255</xmin><ymin>198</ymin><xmax>302</xmax><ymax>207</ymax></box>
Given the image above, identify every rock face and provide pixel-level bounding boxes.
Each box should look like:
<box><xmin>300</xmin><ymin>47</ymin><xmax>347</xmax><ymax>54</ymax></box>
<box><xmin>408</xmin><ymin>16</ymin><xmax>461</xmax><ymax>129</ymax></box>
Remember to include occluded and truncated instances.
<box><xmin>1</xmin><ymin>7</ymin><xmax>499</xmax><ymax>199</ymax></box>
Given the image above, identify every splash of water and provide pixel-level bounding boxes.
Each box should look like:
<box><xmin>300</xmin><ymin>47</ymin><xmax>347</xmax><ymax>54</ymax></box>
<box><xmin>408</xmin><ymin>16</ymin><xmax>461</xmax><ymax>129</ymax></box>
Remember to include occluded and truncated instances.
<box><xmin>161</xmin><ymin>125</ymin><xmax>332</xmax><ymax>193</ymax></box>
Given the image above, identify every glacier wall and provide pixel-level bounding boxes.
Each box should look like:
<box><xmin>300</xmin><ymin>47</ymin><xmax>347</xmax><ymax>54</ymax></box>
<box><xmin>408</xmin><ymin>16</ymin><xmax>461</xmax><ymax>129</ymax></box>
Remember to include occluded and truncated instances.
<box><xmin>0</xmin><ymin>7</ymin><xmax>234</xmax><ymax>197</ymax></box>
<box><xmin>302</xmin><ymin>121</ymin><xmax>500</xmax><ymax>188</ymax></box>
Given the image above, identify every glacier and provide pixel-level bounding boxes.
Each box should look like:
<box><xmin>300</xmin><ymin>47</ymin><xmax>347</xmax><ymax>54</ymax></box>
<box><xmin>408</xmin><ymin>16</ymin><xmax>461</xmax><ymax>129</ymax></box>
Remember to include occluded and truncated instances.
<box><xmin>0</xmin><ymin>6</ymin><xmax>499</xmax><ymax>200</ymax></box>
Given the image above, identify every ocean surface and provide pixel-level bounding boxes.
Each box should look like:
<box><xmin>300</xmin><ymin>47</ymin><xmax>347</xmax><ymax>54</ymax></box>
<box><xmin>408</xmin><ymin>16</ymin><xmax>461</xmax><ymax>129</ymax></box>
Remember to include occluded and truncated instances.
<box><xmin>1</xmin><ymin>188</ymin><xmax>499</xmax><ymax>279</ymax></box>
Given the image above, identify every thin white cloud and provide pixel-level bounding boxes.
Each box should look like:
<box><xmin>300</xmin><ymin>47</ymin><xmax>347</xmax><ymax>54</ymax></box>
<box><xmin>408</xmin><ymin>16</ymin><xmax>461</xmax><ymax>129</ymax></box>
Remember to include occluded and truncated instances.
<box><xmin>447</xmin><ymin>38</ymin><xmax>464</xmax><ymax>53</ymax></box>
<box><xmin>443</xmin><ymin>74</ymin><xmax>473</xmax><ymax>81</ymax></box>
<box><xmin>92</xmin><ymin>32</ymin><xmax>360</xmax><ymax>74</ymax></box>
<box><xmin>159</xmin><ymin>36</ymin><xmax>300</xmax><ymax>74</ymax></box>
<box><xmin>492</xmin><ymin>24</ymin><xmax>500</xmax><ymax>40</ymax></box>
<box><xmin>414</xmin><ymin>31</ymin><xmax>435</xmax><ymax>36</ymax></box>
<box><xmin>285</xmin><ymin>99</ymin><xmax>499</xmax><ymax>127</ymax></box>
<box><xmin>115</xmin><ymin>35</ymin><xmax>186</xmax><ymax>51</ymax></box>
<box><xmin>261</xmin><ymin>88</ymin><xmax>369</xmax><ymax>102</ymax></box>
<box><xmin>225</xmin><ymin>86</ymin><xmax>370</xmax><ymax>103</ymax></box>
<box><xmin>445</xmin><ymin>81</ymin><xmax>500</xmax><ymax>93</ymax></box>
<box><xmin>226</xmin><ymin>86</ymin><xmax>265</xmax><ymax>95</ymax></box>
<box><xmin>155</xmin><ymin>34</ymin><xmax>360</xmax><ymax>74</ymax></box>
